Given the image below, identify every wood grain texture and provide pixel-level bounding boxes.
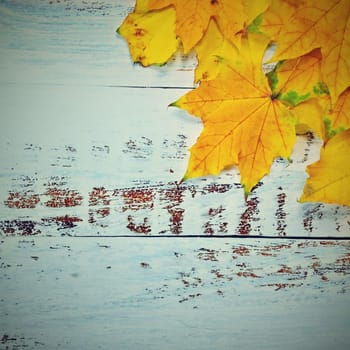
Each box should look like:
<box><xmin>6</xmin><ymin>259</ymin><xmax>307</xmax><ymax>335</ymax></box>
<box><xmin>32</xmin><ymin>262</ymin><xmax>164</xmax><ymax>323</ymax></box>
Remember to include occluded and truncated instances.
<box><xmin>0</xmin><ymin>0</ymin><xmax>349</xmax><ymax>238</ymax></box>
<box><xmin>0</xmin><ymin>1</ymin><xmax>349</xmax><ymax>349</ymax></box>
<box><xmin>1</xmin><ymin>237</ymin><xmax>350</xmax><ymax>349</ymax></box>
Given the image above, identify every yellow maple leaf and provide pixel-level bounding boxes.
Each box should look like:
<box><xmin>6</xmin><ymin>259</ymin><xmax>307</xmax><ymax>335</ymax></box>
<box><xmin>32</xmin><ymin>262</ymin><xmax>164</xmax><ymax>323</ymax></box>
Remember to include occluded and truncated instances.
<box><xmin>242</xmin><ymin>0</ymin><xmax>272</xmax><ymax>25</ymax></box>
<box><xmin>300</xmin><ymin>128</ymin><xmax>350</xmax><ymax>205</ymax></box>
<box><xmin>117</xmin><ymin>5</ymin><xmax>178</xmax><ymax>66</ymax></box>
<box><xmin>268</xmin><ymin>48</ymin><xmax>327</xmax><ymax>138</ymax></box>
<box><xmin>117</xmin><ymin>0</ymin><xmax>350</xmax><ymax>206</ymax></box>
<box><xmin>292</xmin><ymin>99</ymin><xmax>326</xmax><ymax>139</ymax></box>
<box><xmin>194</xmin><ymin>19</ymin><xmax>238</xmax><ymax>83</ymax></box>
<box><xmin>270</xmin><ymin>49</ymin><xmax>323</xmax><ymax>104</ymax></box>
<box><xmin>265</xmin><ymin>0</ymin><xmax>350</xmax><ymax>105</ymax></box>
<box><xmin>172</xmin><ymin>34</ymin><xmax>296</xmax><ymax>194</ymax></box>
<box><xmin>260</xmin><ymin>0</ymin><xmax>305</xmax><ymax>39</ymax></box>
<box><xmin>134</xmin><ymin>0</ymin><xmax>151</xmax><ymax>12</ymax></box>
<box><xmin>147</xmin><ymin>0</ymin><xmax>270</xmax><ymax>54</ymax></box>
<box><xmin>326</xmin><ymin>88</ymin><xmax>350</xmax><ymax>137</ymax></box>
<box><xmin>194</xmin><ymin>18</ymin><xmax>277</xmax><ymax>84</ymax></box>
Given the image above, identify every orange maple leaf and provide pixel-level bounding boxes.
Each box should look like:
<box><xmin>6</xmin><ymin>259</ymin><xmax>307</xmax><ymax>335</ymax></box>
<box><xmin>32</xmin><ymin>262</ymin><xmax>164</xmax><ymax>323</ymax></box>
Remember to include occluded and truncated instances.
<box><xmin>300</xmin><ymin>128</ymin><xmax>350</xmax><ymax>205</ymax></box>
<box><xmin>265</xmin><ymin>0</ymin><xmax>350</xmax><ymax>105</ymax></box>
<box><xmin>172</xmin><ymin>34</ymin><xmax>296</xmax><ymax>194</ymax></box>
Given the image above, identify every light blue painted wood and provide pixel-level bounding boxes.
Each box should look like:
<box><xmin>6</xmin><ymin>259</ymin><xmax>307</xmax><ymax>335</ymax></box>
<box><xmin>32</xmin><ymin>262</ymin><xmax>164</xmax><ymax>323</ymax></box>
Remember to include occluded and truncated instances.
<box><xmin>1</xmin><ymin>237</ymin><xmax>350</xmax><ymax>349</ymax></box>
<box><xmin>0</xmin><ymin>0</ymin><xmax>349</xmax><ymax>237</ymax></box>
<box><xmin>0</xmin><ymin>1</ymin><xmax>349</xmax><ymax>349</ymax></box>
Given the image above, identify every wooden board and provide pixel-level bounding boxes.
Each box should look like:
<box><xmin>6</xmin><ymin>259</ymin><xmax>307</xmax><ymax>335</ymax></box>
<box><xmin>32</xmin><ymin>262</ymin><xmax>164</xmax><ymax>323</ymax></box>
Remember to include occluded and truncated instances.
<box><xmin>0</xmin><ymin>1</ymin><xmax>349</xmax><ymax>349</ymax></box>
<box><xmin>1</xmin><ymin>236</ymin><xmax>350</xmax><ymax>349</ymax></box>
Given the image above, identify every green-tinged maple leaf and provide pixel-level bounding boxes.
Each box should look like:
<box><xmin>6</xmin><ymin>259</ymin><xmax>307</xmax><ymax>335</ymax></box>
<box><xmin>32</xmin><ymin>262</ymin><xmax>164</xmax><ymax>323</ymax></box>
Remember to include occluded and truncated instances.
<box><xmin>300</xmin><ymin>128</ymin><xmax>350</xmax><ymax>205</ymax></box>
<box><xmin>263</xmin><ymin>0</ymin><xmax>350</xmax><ymax>105</ymax></box>
<box><xmin>269</xmin><ymin>49</ymin><xmax>323</xmax><ymax>106</ymax></box>
<box><xmin>172</xmin><ymin>34</ymin><xmax>296</xmax><ymax>194</ymax></box>
<box><xmin>117</xmin><ymin>6</ymin><xmax>178</xmax><ymax>66</ymax></box>
<box><xmin>267</xmin><ymin>48</ymin><xmax>328</xmax><ymax>138</ymax></box>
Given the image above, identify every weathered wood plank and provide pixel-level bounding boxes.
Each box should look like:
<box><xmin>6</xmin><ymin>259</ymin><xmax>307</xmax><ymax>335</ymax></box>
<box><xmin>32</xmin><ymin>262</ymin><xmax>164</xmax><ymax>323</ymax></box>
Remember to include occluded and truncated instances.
<box><xmin>0</xmin><ymin>0</ymin><xmax>195</xmax><ymax>87</ymax></box>
<box><xmin>0</xmin><ymin>1</ymin><xmax>349</xmax><ymax>349</ymax></box>
<box><xmin>1</xmin><ymin>99</ymin><xmax>349</xmax><ymax>237</ymax></box>
<box><xmin>1</xmin><ymin>236</ymin><xmax>350</xmax><ymax>349</ymax></box>
<box><xmin>0</xmin><ymin>0</ymin><xmax>349</xmax><ymax>237</ymax></box>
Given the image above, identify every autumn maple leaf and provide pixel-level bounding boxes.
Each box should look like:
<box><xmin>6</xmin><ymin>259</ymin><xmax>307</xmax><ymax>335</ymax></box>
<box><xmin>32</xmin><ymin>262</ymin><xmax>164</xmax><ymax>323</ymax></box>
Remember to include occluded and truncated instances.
<box><xmin>292</xmin><ymin>99</ymin><xmax>326</xmax><ymax>139</ymax></box>
<box><xmin>122</xmin><ymin>0</ymin><xmax>270</xmax><ymax>58</ymax></box>
<box><xmin>193</xmin><ymin>19</ymin><xmax>238</xmax><ymax>83</ymax></box>
<box><xmin>263</xmin><ymin>0</ymin><xmax>350</xmax><ymax>105</ymax></box>
<box><xmin>259</xmin><ymin>0</ymin><xmax>306</xmax><ymax>39</ymax></box>
<box><xmin>268</xmin><ymin>48</ymin><xmax>328</xmax><ymax>139</ymax></box>
<box><xmin>300</xmin><ymin>128</ymin><xmax>350</xmax><ymax>205</ymax></box>
<box><xmin>325</xmin><ymin>87</ymin><xmax>350</xmax><ymax>138</ymax></box>
<box><xmin>172</xmin><ymin>33</ymin><xmax>296</xmax><ymax>194</ymax></box>
<box><xmin>117</xmin><ymin>5</ymin><xmax>178</xmax><ymax>66</ymax></box>
<box><xmin>269</xmin><ymin>49</ymin><xmax>323</xmax><ymax>105</ymax></box>
<box><xmin>117</xmin><ymin>0</ymin><xmax>350</xmax><ymax>206</ymax></box>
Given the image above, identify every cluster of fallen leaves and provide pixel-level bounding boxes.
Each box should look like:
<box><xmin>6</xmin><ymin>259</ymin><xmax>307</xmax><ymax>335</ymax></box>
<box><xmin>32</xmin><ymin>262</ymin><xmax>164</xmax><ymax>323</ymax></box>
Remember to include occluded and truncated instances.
<box><xmin>118</xmin><ymin>0</ymin><xmax>350</xmax><ymax>206</ymax></box>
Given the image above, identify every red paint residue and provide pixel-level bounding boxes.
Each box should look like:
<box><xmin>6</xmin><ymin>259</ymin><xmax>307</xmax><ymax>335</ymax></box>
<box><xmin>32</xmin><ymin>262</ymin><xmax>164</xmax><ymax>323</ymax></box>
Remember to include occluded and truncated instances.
<box><xmin>203</xmin><ymin>183</ymin><xmax>232</xmax><ymax>194</ymax></box>
<box><xmin>197</xmin><ymin>248</ymin><xmax>219</xmax><ymax>261</ymax></box>
<box><xmin>122</xmin><ymin>188</ymin><xmax>154</xmax><ymax>211</ymax></box>
<box><xmin>237</xmin><ymin>196</ymin><xmax>260</xmax><ymax>235</ymax></box>
<box><xmin>89</xmin><ymin>187</ymin><xmax>111</xmax><ymax>206</ymax></box>
<box><xmin>237</xmin><ymin>271</ymin><xmax>259</xmax><ymax>278</ymax></box>
<box><xmin>277</xmin><ymin>265</ymin><xmax>293</xmax><ymax>274</ymax></box>
<box><xmin>232</xmin><ymin>246</ymin><xmax>250</xmax><ymax>256</ymax></box>
<box><xmin>203</xmin><ymin>206</ymin><xmax>228</xmax><ymax>235</ymax></box>
<box><xmin>167</xmin><ymin>207</ymin><xmax>185</xmax><ymax>234</ymax></box>
<box><xmin>336</xmin><ymin>253</ymin><xmax>350</xmax><ymax>265</ymax></box>
<box><xmin>127</xmin><ymin>215</ymin><xmax>151</xmax><ymax>234</ymax></box>
<box><xmin>275</xmin><ymin>190</ymin><xmax>287</xmax><ymax>235</ymax></box>
<box><xmin>45</xmin><ymin>188</ymin><xmax>83</xmax><ymax>207</ymax></box>
<box><xmin>161</xmin><ymin>187</ymin><xmax>184</xmax><ymax>206</ymax></box>
<box><xmin>208</xmin><ymin>206</ymin><xmax>225</xmax><ymax>216</ymax></box>
<box><xmin>160</xmin><ymin>185</ymin><xmax>185</xmax><ymax>234</ymax></box>
<box><xmin>5</xmin><ymin>191</ymin><xmax>40</xmax><ymax>209</ymax></box>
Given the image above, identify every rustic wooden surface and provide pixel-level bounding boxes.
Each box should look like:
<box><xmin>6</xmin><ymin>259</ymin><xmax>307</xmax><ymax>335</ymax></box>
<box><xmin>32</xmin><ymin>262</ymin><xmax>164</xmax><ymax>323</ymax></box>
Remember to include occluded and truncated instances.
<box><xmin>0</xmin><ymin>1</ymin><xmax>350</xmax><ymax>349</ymax></box>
